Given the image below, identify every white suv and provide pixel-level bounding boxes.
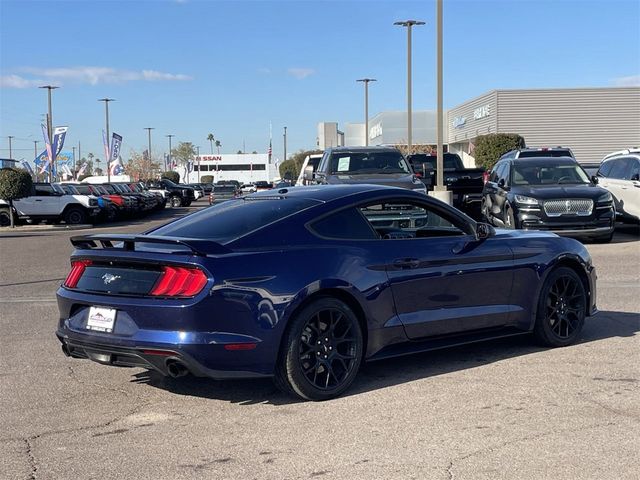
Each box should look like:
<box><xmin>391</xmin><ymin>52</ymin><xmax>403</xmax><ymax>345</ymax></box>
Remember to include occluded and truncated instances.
<box><xmin>1</xmin><ymin>183</ymin><xmax>100</xmax><ymax>226</ymax></box>
<box><xmin>597</xmin><ymin>148</ymin><xmax>640</xmax><ymax>223</ymax></box>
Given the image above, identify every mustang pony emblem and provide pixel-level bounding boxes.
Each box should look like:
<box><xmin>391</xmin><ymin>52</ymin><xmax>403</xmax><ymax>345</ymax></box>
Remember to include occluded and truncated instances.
<box><xmin>102</xmin><ymin>273</ymin><xmax>121</xmax><ymax>285</ymax></box>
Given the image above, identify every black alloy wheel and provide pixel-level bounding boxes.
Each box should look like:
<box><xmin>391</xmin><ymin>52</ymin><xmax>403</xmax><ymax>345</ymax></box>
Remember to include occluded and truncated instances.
<box><xmin>275</xmin><ymin>297</ymin><xmax>363</xmax><ymax>401</ymax></box>
<box><xmin>63</xmin><ymin>207</ymin><xmax>87</xmax><ymax>225</ymax></box>
<box><xmin>534</xmin><ymin>267</ymin><xmax>586</xmax><ymax>347</ymax></box>
<box><xmin>0</xmin><ymin>208</ymin><xmax>11</xmax><ymax>227</ymax></box>
<box><xmin>170</xmin><ymin>196</ymin><xmax>182</xmax><ymax>208</ymax></box>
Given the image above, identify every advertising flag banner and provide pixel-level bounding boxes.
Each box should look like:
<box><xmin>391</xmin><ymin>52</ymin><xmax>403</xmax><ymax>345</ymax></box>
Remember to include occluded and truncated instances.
<box><xmin>51</xmin><ymin>126</ymin><xmax>69</xmax><ymax>161</ymax></box>
<box><xmin>40</xmin><ymin>124</ymin><xmax>53</xmax><ymax>173</ymax></box>
<box><xmin>34</xmin><ymin>150</ymin><xmax>47</xmax><ymax>166</ymax></box>
<box><xmin>109</xmin><ymin>133</ymin><xmax>123</xmax><ymax>175</ymax></box>
<box><xmin>77</xmin><ymin>162</ymin><xmax>89</xmax><ymax>177</ymax></box>
<box><xmin>22</xmin><ymin>161</ymin><xmax>34</xmax><ymax>175</ymax></box>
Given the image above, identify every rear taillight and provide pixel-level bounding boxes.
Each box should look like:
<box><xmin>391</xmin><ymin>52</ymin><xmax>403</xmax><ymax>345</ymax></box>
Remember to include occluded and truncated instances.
<box><xmin>150</xmin><ymin>266</ymin><xmax>208</xmax><ymax>297</ymax></box>
<box><xmin>482</xmin><ymin>171</ymin><xmax>490</xmax><ymax>184</ymax></box>
<box><xmin>64</xmin><ymin>260</ymin><xmax>92</xmax><ymax>288</ymax></box>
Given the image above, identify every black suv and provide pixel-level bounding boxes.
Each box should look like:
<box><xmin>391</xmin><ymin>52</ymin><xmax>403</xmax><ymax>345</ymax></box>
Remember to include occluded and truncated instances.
<box><xmin>482</xmin><ymin>156</ymin><xmax>615</xmax><ymax>242</ymax></box>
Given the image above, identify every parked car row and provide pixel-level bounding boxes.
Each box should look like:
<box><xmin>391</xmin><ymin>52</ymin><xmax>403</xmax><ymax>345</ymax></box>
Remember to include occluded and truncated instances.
<box><xmin>0</xmin><ymin>181</ymin><xmax>170</xmax><ymax>227</ymax></box>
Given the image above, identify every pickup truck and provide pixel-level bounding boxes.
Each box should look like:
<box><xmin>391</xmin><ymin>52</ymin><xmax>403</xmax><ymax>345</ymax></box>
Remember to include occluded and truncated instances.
<box><xmin>1</xmin><ymin>183</ymin><xmax>100</xmax><ymax>226</ymax></box>
<box><xmin>305</xmin><ymin>146</ymin><xmax>427</xmax><ymax>194</ymax></box>
<box><xmin>407</xmin><ymin>152</ymin><xmax>485</xmax><ymax>219</ymax></box>
<box><xmin>145</xmin><ymin>179</ymin><xmax>196</xmax><ymax>207</ymax></box>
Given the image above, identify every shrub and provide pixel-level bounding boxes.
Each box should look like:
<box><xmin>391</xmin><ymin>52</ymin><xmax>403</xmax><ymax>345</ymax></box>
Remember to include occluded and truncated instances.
<box><xmin>0</xmin><ymin>168</ymin><xmax>33</xmax><ymax>228</ymax></box>
<box><xmin>473</xmin><ymin>133</ymin><xmax>525</xmax><ymax>170</ymax></box>
<box><xmin>201</xmin><ymin>175</ymin><xmax>214</xmax><ymax>184</ymax></box>
<box><xmin>279</xmin><ymin>159</ymin><xmax>298</xmax><ymax>181</ymax></box>
<box><xmin>161</xmin><ymin>171</ymin><xmax>180</xmax><ymax>183</ymax></box>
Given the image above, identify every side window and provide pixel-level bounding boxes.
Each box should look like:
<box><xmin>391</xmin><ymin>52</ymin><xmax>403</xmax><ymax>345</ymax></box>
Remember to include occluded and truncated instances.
<box><xmin>310</xmin><ymin>208</ymin><xmax>377</xmax><ymax>240</ymax></box>
<box><xmin>495</xmin><ymin>162</ymin><xmax>508</xmax><ymax>185</ymax></box>
<box><xmin>630</xmin><ymin>159</ymin><xmax>640</xmax><ymax>179</ymax></box>
<box><xmin>608</xmin><ymin>158</ymin><xmax>632</xmax><ymax>180</ymax></box>
<box><xmin>597</xmin><ymin>160</ymin><xmax>614</xmax><ymax>177</ymax></box>
<box><xmin>489</xmin><ymin>162</ymin><xmax>503</xmax><ymax>182</ymax></box>
<box><xmin>34</xmin><ymin>185</ymin><xmax>54</xmax><ymax>196</ymax></box>
<box><xmin>359</xmin><ymin>200</ymin><xmax>467</xmax><ymax>239</ymax></box>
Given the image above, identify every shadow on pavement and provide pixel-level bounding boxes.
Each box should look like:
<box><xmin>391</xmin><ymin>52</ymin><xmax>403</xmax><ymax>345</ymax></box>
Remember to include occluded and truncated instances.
<box><xmin>131</xmin><ymin>310</ymin><xmax>638</xmax><ymax>404</ymax></box>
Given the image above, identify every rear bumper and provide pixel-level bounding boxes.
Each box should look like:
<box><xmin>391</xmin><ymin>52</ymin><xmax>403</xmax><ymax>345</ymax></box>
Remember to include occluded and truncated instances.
<box><xmin>56</xmin><ymin>332</ymin><xmax>270</xmax><ymax>379</ymax></box>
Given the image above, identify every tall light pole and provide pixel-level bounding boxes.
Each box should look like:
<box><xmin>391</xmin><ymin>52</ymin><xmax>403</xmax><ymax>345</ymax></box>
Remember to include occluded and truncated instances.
<box><xmin>39</xmin><ymin>85</ymin><xmax>59</xmax><ymax>181</ymax></box>
<box><xmin>7</xmin><ymin>136</ymin><xmax>14</xmax><ymax>159</ymax></box>
<box><xmin>98</xmin><ymin>98</ymin><xmax>115</xmax><ymax>181</ymax></box>
<box><xmin>283</xmin><ymin>126</ymin><xmax>287</xmax><ymax>162</ymax></box>
<box><xmin>394</xmin><ymin>19</ymin><xmax>425</xmax><ymax>155</ymax></box>
<box><xmin>356</xmin><ymin>79</ymin><xmax>376</xmax><ymax>146</ymax></box>
<box><xmin>144</xmin><ymin>127</ymin><xmax>154</xmax><ymax>169</ymax></box>
<box><xmin>166</xmin><ymin>134</ymin><xmax>174</xmax><ymax>171</ymax></box>
<box><xmin>196</xmin><ymin>146</ymin><xmax>201</xmax><ymax>182</ymax></box>
<box><xmin>33</xmin><ymin>140</ymin><xmax>39</xmax><ymax>159</ymax></box>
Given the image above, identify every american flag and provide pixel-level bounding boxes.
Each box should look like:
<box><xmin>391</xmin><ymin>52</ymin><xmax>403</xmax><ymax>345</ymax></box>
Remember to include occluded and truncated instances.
<box><xmin>267</xmin><ymin>140</ymin><xmax>272</xmax><ymax>163</ymax></box>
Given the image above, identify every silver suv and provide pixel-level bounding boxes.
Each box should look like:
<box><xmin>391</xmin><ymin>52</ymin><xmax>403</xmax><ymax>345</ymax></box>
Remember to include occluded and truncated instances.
<box><xmin>597</xmin><ymin>148</ymin><xmax>640</xmax><ymax>223</ymax></box>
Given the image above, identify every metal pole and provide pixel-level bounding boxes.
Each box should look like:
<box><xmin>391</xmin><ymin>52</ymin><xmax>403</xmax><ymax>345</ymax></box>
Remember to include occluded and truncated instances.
<box><xmin>166</xmin><ymin>134</ymin><xmax>174</xmax><ymax>172</ymax></box>
<box><xmin>357</xmin><ymin>79</ymin><xmax>376</xmax><ymax>146</ymax></box>
<box><xmin>8</xmin><ymin>136</ymin><xmax>13</xmax><ymax>159</ymax></box>
<box><xmin>196</xmin><ymin>146</ymin><xmax>201</xmax><ymax>182</ymax></box>
<box><xmin>98</xmin><ymin>99</ymin><xmax>115</xmax><ymax>181</ymax></box>
<box><xmin>283</xmin><ymin>126</ymin><xmax>287</xmax><ymax>161</ymax></box>
<box><xmin>72</xmin><ymin>146</ymin><xmax>76</xmax><ymax>178</ymax></box>
<box><xmin>39</xmin><ymin>86</ymin><xmax>58</xmax><ymax>182</ymax></box>
<box><xmin>34</xmin><ymin>140</ymin><xmax>38</xmax><ymax>159</ymax></box>
<box><xmin>436</xmin><ymin>0</ymin><xmax>444</xmax><ymax>190</ymax></box>
<box><xmin>394</xmin><ymin>20</ymin><xmax>424</xmax><ymax>155</ymax></box>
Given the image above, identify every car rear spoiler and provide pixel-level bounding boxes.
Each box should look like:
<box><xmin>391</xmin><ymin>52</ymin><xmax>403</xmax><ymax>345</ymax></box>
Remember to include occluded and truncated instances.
<box><xmin>70</xmin><ymin>234</ymin><xmax>231</xmax><ymax>256</ymax></box>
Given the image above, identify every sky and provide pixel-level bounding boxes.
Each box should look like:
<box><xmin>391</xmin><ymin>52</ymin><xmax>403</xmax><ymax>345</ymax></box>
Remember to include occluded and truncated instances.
<box><xmin>1</xmin><ymin>0</ymin><xmax>639</xmax><ymax>164</ymax></box>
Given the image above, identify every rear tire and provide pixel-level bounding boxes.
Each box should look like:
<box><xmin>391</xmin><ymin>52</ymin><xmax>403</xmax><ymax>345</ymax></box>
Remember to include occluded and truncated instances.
<box><xmin>534</xmin><ymin>267</ymin><xmax>586</xmax><ymax>347</ymax></box>
<box><xmin>275</xmin><ymin>297</ymin><xmax>363</xmax><ymax>401</ymax></box>
<box><xmin>63</xmin><ymin>207</ymin><xmax>87</xmax><ymax>225</ymax></box>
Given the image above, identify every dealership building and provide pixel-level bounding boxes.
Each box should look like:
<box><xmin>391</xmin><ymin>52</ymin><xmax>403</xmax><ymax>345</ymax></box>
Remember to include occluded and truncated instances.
<box><xmin>184</xmin><ymin>153</ymin><xmax>277</xmax><ymax>184</ymax></box>
<box><xmin>320</xmin><ymin>87</ymin><xmax>640</xmax><ymax>165</ymax></box>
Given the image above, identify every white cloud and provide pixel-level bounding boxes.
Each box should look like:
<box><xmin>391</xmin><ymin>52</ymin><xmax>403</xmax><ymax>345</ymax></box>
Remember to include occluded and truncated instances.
<box><xmin>0</xmin><ymin>66</ymin><xmax>193</xmax><ymax>88</ymax></box>
<box><xmin>611</xmin><ymin>75</ymin><xmax>640</xmax><ymax>87</ymax></box>
<box><xmin>257</xmin><ymin>67</ymin><xmax>272</xmax><ymax>74</ymax></box>
<box><xmin>0</xmin><ymin>74</ymin><xmax>44</xmax><ymax>88</ymax></box>
<box><xmin>287</xmin><ymin>67</ymin><xmax>315</xmax><ymax>79</ymax></box>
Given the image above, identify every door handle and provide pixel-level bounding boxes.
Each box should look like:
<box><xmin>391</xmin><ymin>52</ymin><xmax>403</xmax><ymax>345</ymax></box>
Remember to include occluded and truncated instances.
<box><xmin>35</xmin><ymin>199</ymin><xmax>43</xmax><ymax>201</ymax></box>
<box><xmin>393</xmin><ymin>258</ymin><xmax>421</xmax><ymax>269</ymax></box>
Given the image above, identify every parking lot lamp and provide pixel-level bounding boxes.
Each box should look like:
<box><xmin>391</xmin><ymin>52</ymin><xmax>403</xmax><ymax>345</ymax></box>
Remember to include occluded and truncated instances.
<box><xmin>394</xmin><ymin>20</ymin><xmax>425</xmax><ymax>155</ymax></box>
<box><xmin>145</xmin><ymin>127</ymin><xmax>154</xmax><ymax>174</ymax></box>
<box><xmin>356</xmin><ymin>79</ymin><xmax>376</xmax><ymax>146</ymax></box>
<box><xmin>166</xmin><ymin>134</ymin><xmax>174</xmax><ymax>172</ymax></box>
<box><xmin>98</xmin><ymin>98</ymin><xmax>115</xmax><ymax>181</ymax></box>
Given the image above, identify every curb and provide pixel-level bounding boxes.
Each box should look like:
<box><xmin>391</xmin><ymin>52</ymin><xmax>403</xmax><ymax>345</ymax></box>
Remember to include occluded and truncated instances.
<box><xmin>0</xmin><ymin>223</ymin><xmax>94</xmax><ymax>234</ymax></box>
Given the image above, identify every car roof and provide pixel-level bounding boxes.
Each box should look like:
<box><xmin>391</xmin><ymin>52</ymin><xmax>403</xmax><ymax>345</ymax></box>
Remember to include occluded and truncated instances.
<box><xmin>508</xmin><ymin>156</ymin><xmax>578</xmax><ymax>165</ymax></box>
<box><xmin>327</xmin><ymin>146</ymin><xmax>400</xmax><ymax>153</ymax></box>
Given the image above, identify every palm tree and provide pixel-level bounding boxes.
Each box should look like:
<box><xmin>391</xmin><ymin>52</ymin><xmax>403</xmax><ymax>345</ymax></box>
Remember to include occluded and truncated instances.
<box><xmin>215</xmin><ymin>140</ymin><xmax>221</xmax><ymax>154</ymax></box>
<box><xmin>207</xmin><ymin>133</ymin><xmax>215</xmax><ymax>154</ymax></box>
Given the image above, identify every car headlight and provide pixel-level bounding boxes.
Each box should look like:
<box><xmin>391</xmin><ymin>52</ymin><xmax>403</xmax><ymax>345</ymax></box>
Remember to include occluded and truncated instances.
<box><xmin>596</xmin><ymin>192</ymin><xmax>612</xmax><ymax>204</ymax></box>
<box><xmin>514</xmin><ymin>195</ymin><xmax>538</xmax><ymax>206</ymax></box>
<box><xmin>412</xmin><ymin>186</ymin><xmax>427</xmax><ymax>195</ymax></box>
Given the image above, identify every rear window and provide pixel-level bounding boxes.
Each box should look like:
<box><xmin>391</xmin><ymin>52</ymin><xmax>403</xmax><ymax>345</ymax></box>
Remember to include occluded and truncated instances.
<box><xmin>518</xmin><ymin>150</ymin><xmax>572</xmax><ymax>158</ymax></box>
<box><xmin>213</xmin><ymin>185</ymin><xmax>236</xmax><ymax>193</ymax></box>
<box><xmin>409</xmin><ymin>153</ymin><xmax>460</xmax><ymax>170</ymax></box>
<box><xmin>150</xmin><ymin>197</ymin><xmax>319</xmax><ymax>243</ymax></box>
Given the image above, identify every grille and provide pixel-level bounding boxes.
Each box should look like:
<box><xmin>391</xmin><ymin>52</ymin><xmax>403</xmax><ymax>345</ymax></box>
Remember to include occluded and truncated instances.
<box><xmin>543</xmin><ymin>199</ymin><xmax>593</xmax><ymax>217</ymax></box>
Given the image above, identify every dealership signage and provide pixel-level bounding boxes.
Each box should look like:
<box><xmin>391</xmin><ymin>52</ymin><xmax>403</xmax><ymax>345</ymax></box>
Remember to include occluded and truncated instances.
<box><xmin>198</xmin><ymin>155</ymin><xmax>223</xmax><ymax>161</ymax></box>
<box><xmin>452</xmin><ymin>116</ymin><xmax>466</xmax><ymax>129</ymax></box>
<box><xmin>473</xmin><ymin>104</ymin><xmax>491</xmax><ymax>120</ymax></box>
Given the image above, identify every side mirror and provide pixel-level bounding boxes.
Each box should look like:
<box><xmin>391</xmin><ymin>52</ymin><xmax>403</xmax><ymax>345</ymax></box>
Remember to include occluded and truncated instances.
<box><xmin>591</xmin><ymin>175</ymin><xmax>599</xmax><ymax>184</ymax></box>
<box><xmin>303</xmin><ymin>165</ymin><xmax>315</xmax><ymax>182</ymax></box>
<box><xmin>475</xmin><ymin>222</ymin><xmax>495</xmax><ymax>240</ymax></box>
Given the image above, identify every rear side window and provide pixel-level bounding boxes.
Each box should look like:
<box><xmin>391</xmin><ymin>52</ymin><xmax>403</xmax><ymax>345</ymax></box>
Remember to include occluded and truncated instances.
<box><xmin>151</xmin><ymin>198</ymin><xmax>319</xmax><ymax>243</ymax></box>
<box><xmin>310</xmin><ymin>208</ymin><xmax>377</xmax><ymax>240</ymax></box>
<box><xmin>608</xmin><ymin>157</ymin><xmax>633</xmax><ymax>180</ymax></box>
<box><xmin>34</xmin><ymin>185</ymin><xmax>55</xmax><ymax>196</ymax></box>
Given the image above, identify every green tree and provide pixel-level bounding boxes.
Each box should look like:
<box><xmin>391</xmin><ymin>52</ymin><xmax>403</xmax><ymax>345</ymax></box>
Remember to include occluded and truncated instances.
<box><xmin>0</xmin><ymin>168</ymin><xmax>33</xmax><ymax>228</ymax></box>
<box><xmin>278</xmin><ymin>159</ymin><xmax>298</xmax><ymax>181</ymax></box>
<box><xmin>126</xmin><ymin>149</ymin><xmax>160</xmax><ymax>181</ymax></box>
<box><xmin>171</xmin><ymin>142</ymin><xmax>196</xmax><ymax>167</ymax></box>
<box><xmin>473</xmin><ymin>133</ymin><xmax>526</xmax><ymax>170</ymax></box>
<box><xmin>280</xmin><ymin>149</ymin><xmax>323</xmax><ymax>180</ymax></box>
<box><xmin>236</xmin><ymin>150</ymin><xmax>243</xmax><ymax>154</ymax></box>
<box><xmin>207</xmin><ymin>133</ymin><xmax>215</xmax><ymax>154</ymax></box>
<box><xmin>161</xmin><ymin>171</ymin><xmax>180</xmax><ymax>183</ymax></box>
<box><xmin>215</xmin><ymin>140</ymin><xmax>221</xmax><ymax>153</ymax></box>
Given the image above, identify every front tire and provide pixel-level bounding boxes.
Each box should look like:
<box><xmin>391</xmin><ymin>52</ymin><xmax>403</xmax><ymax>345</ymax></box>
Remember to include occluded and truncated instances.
<box><xmin>63</xmin><ymin>207</ymin><xmax>87</xmax><ymax>225</ymax></box>
<box><xmin>0</xmin><ymin>207</ymin><xmax>12</xmax><ymax>227</ymax></box>
<box><xmin>170</xmin><ymin>196</ymin><xmax>182</xmax><ymax>208</ymax></box>
<box><xmin>275</xmin><ymin>297</ymin><xmax>363</xmax><ymax>401</ymax></box>
<box><xmin>534</xmin><ymin>267</ymin><xmax>587</xmax><ymax>347</ymax></box>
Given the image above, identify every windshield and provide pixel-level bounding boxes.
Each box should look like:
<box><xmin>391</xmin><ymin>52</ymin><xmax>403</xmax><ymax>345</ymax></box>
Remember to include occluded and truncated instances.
<box><xmin>329</xmin><ymin>151</ymin><xmax>410</xmax><ymax>175</ymax></box>
<box><xmin>512</xmin><ymin>163</ymin><xmax>590</xmax><ymax>185</ymax></box>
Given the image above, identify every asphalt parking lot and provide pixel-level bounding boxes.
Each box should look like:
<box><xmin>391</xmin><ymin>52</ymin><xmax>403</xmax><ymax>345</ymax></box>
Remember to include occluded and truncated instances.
<box><xmin>1</xmin><ymin>209</ymin><xmax>638</xmax><ymax>480</ymax></box>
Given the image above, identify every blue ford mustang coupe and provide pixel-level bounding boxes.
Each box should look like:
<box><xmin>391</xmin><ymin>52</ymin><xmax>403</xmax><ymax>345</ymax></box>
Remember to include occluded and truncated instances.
<box><xmin>56</xmin><ymin>185</ymin><xmax>597</xmax><ymax>400</ymax></box>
